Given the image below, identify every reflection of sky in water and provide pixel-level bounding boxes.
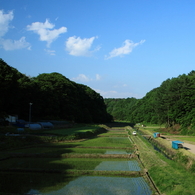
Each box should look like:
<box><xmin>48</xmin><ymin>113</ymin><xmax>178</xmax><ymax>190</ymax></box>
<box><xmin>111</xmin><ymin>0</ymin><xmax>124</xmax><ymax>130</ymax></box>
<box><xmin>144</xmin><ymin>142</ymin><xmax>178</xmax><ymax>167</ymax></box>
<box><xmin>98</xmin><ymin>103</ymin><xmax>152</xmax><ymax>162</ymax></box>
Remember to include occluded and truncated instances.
<box><xmin>94</xmin><ymin>161</ymin><xmax>141</xmax><ymax>171</ymax></box>
<box><xmin>105</xmin><ymin>150</ymin><xmax>131</xmax><ymax>154</ymax></box>
<box><xmin>39</xmin><ymin>176</ymin><xmax>152</xmax><ymax>195</ymax></box>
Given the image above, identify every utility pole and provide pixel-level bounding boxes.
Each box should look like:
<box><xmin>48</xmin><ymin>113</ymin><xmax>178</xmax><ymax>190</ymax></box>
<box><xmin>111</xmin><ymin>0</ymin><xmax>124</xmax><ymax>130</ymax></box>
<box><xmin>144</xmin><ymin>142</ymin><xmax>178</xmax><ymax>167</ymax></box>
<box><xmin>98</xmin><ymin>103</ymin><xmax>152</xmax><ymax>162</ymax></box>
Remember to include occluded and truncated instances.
<box><xmin>29</xmin><ymin>103</ymin><xmax>33</xmax><ymax>124</ymax></box>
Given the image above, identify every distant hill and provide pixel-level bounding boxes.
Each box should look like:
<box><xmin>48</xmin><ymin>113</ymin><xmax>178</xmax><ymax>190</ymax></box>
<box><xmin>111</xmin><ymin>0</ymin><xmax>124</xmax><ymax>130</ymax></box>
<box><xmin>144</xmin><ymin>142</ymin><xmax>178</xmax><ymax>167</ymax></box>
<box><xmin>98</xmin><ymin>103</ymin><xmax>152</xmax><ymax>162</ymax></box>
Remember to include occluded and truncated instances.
<box><xmin>0</xmin><ymin>58</ymin><xmax>112</xmax><ymax>123</ymax></box>
<box><xmin>105</xmin><ymin>71</ymin><xmax>195</xmax><ymax>135</ymax></box>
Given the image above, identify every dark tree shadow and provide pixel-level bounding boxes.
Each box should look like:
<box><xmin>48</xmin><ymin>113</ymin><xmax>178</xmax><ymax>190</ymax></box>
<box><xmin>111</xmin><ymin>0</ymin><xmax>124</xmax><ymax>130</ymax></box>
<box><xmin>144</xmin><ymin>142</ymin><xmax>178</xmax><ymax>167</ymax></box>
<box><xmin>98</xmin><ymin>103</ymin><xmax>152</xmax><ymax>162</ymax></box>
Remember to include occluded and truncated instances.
<box><xmin>0</xmin><ymin>136</ymin><xmax>81</xmax><ymax>194</ymax></box>
<box><xmin>104</xmin><ymin>122</ymin><xmax>135</xmax><ymax>128</ymax></box>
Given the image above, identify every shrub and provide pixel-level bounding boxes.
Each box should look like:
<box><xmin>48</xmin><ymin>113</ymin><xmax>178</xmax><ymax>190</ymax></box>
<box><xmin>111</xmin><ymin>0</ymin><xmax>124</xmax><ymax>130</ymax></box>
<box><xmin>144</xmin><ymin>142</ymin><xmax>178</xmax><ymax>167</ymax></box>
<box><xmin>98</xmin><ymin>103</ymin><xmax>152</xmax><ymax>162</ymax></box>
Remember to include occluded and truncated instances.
<box><xmin>189</xmin><ymin>162</ymin><xmax>195</xmax><ymax>173</ymax></box>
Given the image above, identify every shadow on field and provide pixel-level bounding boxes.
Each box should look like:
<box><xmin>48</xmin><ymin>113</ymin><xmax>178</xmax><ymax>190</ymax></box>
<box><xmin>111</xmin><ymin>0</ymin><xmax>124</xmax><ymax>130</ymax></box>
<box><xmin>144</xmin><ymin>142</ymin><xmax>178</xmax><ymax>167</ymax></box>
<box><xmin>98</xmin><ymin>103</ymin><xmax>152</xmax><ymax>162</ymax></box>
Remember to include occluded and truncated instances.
<box><xmin>0</xmin><ymin>137</ymin><xmax>81</xmax><ymax>194</ymax></box>
<box><xmin>184</xmin><ymin>147</ymin><xmax>190</xmax><ymax>150</ymax></box>
<box><xmin>104</xmin><ymin>122</ymin><xmax>135</xmax><ymax>128</ymax></box>
<box><xmin>0</xmin><ymin>170</ymin><xmax>76</xmax><ymax>194</ymax></box>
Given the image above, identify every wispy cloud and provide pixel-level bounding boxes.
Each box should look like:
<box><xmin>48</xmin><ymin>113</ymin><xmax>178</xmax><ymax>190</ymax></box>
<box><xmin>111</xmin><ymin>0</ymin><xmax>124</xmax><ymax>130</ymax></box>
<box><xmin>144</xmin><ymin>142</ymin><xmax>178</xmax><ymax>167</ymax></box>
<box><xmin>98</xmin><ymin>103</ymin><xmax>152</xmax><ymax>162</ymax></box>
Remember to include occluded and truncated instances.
<box><xmin>66</xmin><ymin>36</ymin><xmax>99</xmax><ymax>56</ymax></box>
<box><xmin>0</xmin><ymin>10</ymin><xmax>30</xmax><ymax>50</ymax></box>
<box><xmin>94</xmin><ymin>89</ymin><xmax>118</xmax><ymax>97</ymax></box>
<box><xmin>0</xmin><ymin>10</ymin><xmax>13</xmax><ymax>37</ymax></box>
<box><xmin>72</xmin><ymin>74</ymin><xmax>91</xmax><ymax>82</ymax></box>
<box><xmin>105</xmin><ymin>39</ymin><xmax>145</xmax><ymax>59</ymax></box>
<box><xmin>0</xmin><ymin>37</ymin><xmax>31</xmax><ymax>50</ymax></box>
<box><xmin>96</xmin><ymin>74</ymin><xmax>101</xmax><ymax>80</ymax></box>
<box><xmin>94</xmin><ymin>88</ymin><xmax>139</xmax><ymax>98</ymax></box>
<box><xmin>44</xmin><ymin>49</ymin><xmax>56</xmax><ymax>55</ymax></box>
<box><xmin>72</xmin><ymin>73</ymin><xmax>102</xmax><ymax>82</ymax></box>
<box><xmin>27</xmin><ymin>19</ymin><xmax>67</xmax><ymax>47</ymax></box>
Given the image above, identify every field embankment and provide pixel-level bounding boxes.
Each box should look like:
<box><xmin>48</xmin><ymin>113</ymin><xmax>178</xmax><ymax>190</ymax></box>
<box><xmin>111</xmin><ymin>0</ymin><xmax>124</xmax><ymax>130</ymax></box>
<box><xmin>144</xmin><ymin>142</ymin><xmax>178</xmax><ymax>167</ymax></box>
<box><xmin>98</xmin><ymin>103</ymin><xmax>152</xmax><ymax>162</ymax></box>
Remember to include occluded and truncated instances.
<box><xmin>128</xmin><ymin>125</ymin><xmax>195</xmax><ymax>195</ymax></box>
<box><xmin>0</xmin><ymin>123</ymin><xmax>155</xmax><ymax>195</ymax></box>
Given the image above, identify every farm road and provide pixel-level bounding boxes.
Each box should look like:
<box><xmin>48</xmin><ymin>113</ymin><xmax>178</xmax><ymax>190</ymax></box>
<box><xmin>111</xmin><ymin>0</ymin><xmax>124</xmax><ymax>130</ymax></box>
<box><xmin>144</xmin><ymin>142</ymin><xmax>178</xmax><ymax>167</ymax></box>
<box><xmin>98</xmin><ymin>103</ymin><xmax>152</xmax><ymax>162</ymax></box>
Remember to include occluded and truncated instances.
<box><xmin>182</xmin><ymin>142</ymin><xmax>195</xmax><ymax>154</ymax></box>
<box><xmin>165</xmin><ymin>136</ymin><xmax>195</xmax><ymax>155</ymax></box>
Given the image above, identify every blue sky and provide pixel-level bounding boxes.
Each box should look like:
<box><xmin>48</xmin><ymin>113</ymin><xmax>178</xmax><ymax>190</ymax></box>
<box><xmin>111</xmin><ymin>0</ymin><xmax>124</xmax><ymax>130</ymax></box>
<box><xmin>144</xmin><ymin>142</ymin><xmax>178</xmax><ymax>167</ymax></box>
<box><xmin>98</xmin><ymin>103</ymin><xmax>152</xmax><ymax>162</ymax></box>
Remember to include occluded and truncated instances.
<box><xmin>1</xmin><ymin>0</ymin><xmax>195</xmax><ymax>98</ymax></box>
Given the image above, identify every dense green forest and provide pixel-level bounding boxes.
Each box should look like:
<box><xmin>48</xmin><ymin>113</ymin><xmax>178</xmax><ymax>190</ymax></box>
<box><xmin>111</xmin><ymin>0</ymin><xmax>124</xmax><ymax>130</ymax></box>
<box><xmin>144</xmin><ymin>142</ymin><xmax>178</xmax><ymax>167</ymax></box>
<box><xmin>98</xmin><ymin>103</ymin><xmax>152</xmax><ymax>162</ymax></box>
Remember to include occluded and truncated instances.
<box><xmin>0</xmin><ymin>59</ymin><xmax>112</xmax><ymax>123</ymax></box>
<box><xmin>105</xmin><ymin>71</ymin><xmax>195</xmax><ymax>134</ymax></box>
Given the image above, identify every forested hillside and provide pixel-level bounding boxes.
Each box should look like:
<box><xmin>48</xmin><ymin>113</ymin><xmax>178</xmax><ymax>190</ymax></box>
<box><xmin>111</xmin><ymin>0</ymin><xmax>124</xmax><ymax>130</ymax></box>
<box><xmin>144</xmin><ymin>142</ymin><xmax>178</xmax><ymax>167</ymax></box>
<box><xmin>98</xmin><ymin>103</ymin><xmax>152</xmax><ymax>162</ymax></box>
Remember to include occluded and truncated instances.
<box><xmin>104</xmin><ymin>98</ymin><xmax>138</xmax><ymax>121</ymax></box>
<box><xmin>0</xmin><ymin>59</ymin><xmax>112</xmax><ymax>123</ymax></box>
<box><xmin>105</xmin><ymin>71</ymin><xmax>195</xmax><ymax>134</ymax></box>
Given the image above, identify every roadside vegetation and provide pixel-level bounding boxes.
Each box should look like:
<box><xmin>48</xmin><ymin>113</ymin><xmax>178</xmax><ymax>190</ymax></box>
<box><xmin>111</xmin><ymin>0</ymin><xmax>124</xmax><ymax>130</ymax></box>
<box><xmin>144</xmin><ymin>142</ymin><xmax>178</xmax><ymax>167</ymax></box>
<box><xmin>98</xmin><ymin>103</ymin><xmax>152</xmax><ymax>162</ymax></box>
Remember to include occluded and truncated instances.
<box><xmin>127</xmin><ymin>124</ymin><xmax>195</xmax><ymax>195</ymax></box>
<box><xmin>105</xmin><ymin>70</ymin><xmax>195</xmax><ymax>134</ymax></box>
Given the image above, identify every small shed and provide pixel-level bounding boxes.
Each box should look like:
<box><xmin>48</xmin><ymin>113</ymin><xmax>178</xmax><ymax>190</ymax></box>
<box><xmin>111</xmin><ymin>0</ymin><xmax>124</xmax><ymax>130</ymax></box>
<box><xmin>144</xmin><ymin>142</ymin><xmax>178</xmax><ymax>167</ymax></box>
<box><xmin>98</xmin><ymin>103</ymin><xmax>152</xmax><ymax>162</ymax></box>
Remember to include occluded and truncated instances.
<box><xmin>26</xmin><ymin>123</ymin><xmax>42</xmax><ymax>130</ymax></box>
<box><xmin>38</xmin><ymin>122</ymin><xmax>54</xmax><ymax>129</ymax></box>
<box><xmin>172</xmin><ymin>141</ymin><xmax>184</xmax><ymax>149</ymax></box>
<box><xmin>153</xmin><ymin>132</ymin><xmax>160</xmax><ymax>138</ymax></box>
<box><xmin>6</xmin><ymin>115</ymin><xmax>18</xmax><ymax>123</ymax></box>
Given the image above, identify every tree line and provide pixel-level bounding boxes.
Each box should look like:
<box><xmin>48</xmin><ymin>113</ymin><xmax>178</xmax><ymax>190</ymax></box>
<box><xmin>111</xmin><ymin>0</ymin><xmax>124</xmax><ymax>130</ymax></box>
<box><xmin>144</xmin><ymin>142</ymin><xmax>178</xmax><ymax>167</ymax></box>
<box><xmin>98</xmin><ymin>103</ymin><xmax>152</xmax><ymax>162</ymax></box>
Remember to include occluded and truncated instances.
<box><xmin>105</xmin><ymin>71</ymin><xmax>195</xmax><ymax>134</ymax></box>
<box><xmin>0</xmin><ymin>59</ymin><xmax>112</xmax><ymax>123</ymax></box>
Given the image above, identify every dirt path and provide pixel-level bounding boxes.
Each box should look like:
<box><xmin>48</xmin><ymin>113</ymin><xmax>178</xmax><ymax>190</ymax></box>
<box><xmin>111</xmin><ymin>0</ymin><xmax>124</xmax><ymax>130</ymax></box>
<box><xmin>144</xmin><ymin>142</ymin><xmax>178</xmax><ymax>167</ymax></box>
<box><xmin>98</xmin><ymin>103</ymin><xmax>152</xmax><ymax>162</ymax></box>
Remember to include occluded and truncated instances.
<box><xmin>182</xmin><ymin>142</ymin><xmax>195</xmax><ymax>154</ymax></box>
<box><xmin>164</xmin><ymin>136</ymin><xmax>195</xmax><ymax>155</ymax></box>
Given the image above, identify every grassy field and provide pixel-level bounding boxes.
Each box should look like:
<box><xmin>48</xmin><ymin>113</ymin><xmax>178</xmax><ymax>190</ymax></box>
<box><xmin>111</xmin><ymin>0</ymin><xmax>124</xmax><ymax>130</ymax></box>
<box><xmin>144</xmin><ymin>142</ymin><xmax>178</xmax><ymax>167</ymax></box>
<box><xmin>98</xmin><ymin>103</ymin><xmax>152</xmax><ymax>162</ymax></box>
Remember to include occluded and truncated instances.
<box><xmin>0</xmin><ymin>124</ymin><xmax>100</xmax><ymax>135</ymax></box>
<box><xmin>0</xmin><ymin>124</ymin><xmax>158</xmax><ymax>194</ymax></box>
<box><xmin>43</xmin><ymin>125</ymin><xmax>99</xmax><ymax>135</ymax></box>
<box><xmin>170</xmin><ymin>136</ymin><xmax>195</xmax><ymax>143</ymax></box>
<box><xmin>46</xmin><ymin>136</ymin><xmax>134</xmax><ymax>148</ymax></box>
<box><xmin>0</xmin><ymin>157</ymin><xmax>140</xmax><ymax>171</ymax></box>
<box><xmin>73</xmin><ymin>137</ymin><xmax>133</xmax><ymax>148</ymax></box>
<box><xmin>128</xmin><ymin>125</ymin><xmax>195</xmax><ymax>195</ymax></box>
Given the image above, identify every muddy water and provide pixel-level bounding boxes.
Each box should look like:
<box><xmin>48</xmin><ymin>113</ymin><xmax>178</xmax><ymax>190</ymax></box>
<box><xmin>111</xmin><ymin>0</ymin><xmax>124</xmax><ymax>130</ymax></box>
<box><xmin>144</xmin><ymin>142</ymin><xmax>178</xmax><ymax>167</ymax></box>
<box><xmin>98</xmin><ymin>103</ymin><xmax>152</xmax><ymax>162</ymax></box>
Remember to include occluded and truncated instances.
<box><xmin>33</xmin><ymin>176</ymin><xmax>152</xmax><ymax>195</ymax></box>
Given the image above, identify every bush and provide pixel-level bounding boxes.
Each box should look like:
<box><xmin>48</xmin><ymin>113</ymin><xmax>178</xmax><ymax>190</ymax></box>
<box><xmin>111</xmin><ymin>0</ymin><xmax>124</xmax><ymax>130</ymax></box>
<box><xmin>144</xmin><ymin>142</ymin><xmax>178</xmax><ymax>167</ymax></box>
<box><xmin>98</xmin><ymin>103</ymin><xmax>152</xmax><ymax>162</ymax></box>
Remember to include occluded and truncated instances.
<box><xmin>189</xmin><ymin>162</ymin><xmax>195</xmax><ymax>173</ymax></box>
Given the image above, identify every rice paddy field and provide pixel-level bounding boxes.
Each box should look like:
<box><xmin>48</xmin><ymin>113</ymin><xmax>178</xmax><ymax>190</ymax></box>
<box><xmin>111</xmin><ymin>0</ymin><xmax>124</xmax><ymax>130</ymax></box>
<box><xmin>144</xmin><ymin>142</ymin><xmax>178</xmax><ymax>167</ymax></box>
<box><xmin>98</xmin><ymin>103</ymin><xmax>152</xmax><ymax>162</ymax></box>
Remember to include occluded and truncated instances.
<box><xmin>0</xmin><ymin>124</ymin><xmax>156</xmax><ymax>195</ymax></box>
<box><xmin>38</xmin><ymin>125</ymin><xmax>100</xmax><ymax>135</ymax></box>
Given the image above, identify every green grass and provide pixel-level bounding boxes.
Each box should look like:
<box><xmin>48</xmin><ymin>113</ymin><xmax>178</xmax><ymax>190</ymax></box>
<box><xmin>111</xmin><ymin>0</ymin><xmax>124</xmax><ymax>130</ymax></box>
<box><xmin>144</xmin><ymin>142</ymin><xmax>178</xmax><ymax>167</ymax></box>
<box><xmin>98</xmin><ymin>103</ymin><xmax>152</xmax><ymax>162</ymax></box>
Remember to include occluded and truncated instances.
<box><xmin>0</xmin><ymin>124</ymin><xmax>150</xmax><ymax>194</ymax></box>
<box><xmin>48</xmin><ymin>137</ymin><xmax>133</xmax><ymax>148</ymax></box>
<box><xmin>149</xmin><ymin>153</ymin><xmax>195</xmax><ymax>195</ymax></box>
<box><xmin>74</xmin><ymin>137</ymin><xmax>133</xmax><ymax>148</ymax></box>
<box><xmin>171</xmin><ymin>136</ymin><xmax>195</xmax><ymax>143</ymax></box>
<box><xmin>1</xmin><ymin>147</ymin><xmax>107</xmax><ymax>155</ymax></box>
<box><xmin>43</xmin><ymin>125</ymin><xmax>99</xmax><ymax>135</ymax></box>
<box><xmin>100</xmin><ymin>132</ymin><xmax>127</xmax><ymax>137</ymax></box>
<box><xmin>0</xmin><ymin>157</ymin><xmax>132</xmax><ymax>171</ymax></box>
<box><xmin>128</xmin><ymin>126</ymin><xmax>195</xmax><ymax>195</ymax></box>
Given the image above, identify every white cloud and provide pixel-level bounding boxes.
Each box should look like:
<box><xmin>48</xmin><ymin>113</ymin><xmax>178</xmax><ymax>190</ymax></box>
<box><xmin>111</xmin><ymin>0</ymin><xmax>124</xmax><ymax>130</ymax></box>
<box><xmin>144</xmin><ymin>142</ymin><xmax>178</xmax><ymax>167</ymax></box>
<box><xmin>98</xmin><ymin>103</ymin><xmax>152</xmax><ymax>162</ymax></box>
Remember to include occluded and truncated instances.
<box><xmin>72</xmin><ymin>74</ymin><xmax>91</xmax><ymax>82</ymax></box>
<box><xmin>96</xmin><ymin>74</ymin><xmax>101</xmax><ymax>80</ymax></box>
<box><xmin>66</xmin><ymin>36</ymin><xmax>98</xmax><ymax>56</ymax></box>
<box><xmin>0</xmin><ymin>36</ymin><xmax>31</xmax><ymax>50</ymax></box>
<box><xmin>94</xmin><ymin>88</ymin><xmax>139</xmax><ymax>98</ymax></box>
<box><xmin>45</xmin><ymin>49</ymin><xmax>56</xmax><ymax>55</ymax></box>
<box><xmin>27</xmin><ymin>19</ymin><xmax>67</xmax><ymax>47</ymax></box>
<box><xmin>95</xmin><ymin>89</ymin><xmax>118</xmax><ymax>98</ymax></box>
<box><xmin>105</xmin><ymin>39</ymin><xmax>145</xmax><ymax>59</ymax></box>
<box><xmin>0</xmin><ymin>10</ymin><xmax>31</xmax><ymax>51</ymax></box>
<box><xmin>0</xmin><ymin>10</ymin><xmax>14</xmax><ymax>37</ymax></box>
<box><xmin>72</xmin><ymin>73</ymin><xmax>102</xmax><ymax>82</ymax></box>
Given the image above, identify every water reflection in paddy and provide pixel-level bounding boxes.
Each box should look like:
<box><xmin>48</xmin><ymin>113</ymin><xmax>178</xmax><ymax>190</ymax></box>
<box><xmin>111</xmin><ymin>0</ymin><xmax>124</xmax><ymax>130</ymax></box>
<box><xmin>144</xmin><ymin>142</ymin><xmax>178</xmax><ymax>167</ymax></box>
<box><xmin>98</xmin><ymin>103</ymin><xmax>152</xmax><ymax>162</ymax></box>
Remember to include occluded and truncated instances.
<box><xmin>105</xmin><ymin>150</ymin><xmax>132</xmax><ymax>154</ymax></box>
<box><xmin>94</xmin><ymin>160</ymin><xmax>141</xmax><ymax>171</ymax></box>
<box><xmin>39</xmin><ymin>176</ymin><xmax>152</xmax><ymax>195</ymax></box>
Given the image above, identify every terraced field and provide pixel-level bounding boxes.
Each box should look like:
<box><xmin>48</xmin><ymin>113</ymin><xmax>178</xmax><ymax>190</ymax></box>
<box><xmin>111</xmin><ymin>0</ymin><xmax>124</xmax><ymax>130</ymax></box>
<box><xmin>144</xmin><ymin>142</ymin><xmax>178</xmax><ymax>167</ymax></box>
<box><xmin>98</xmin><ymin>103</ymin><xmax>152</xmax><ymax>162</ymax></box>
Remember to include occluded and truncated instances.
<box><xmin>0</xmin><ymin>125</ymin><xmax>155</xmax><ymax>195</ymax></box>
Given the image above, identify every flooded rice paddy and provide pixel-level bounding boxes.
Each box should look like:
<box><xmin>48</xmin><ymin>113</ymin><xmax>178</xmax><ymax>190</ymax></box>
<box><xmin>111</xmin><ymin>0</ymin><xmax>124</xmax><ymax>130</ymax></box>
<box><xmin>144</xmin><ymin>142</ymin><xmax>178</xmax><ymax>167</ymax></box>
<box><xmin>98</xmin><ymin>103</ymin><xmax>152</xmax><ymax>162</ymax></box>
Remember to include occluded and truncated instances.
<box><xmin>105</xmin><ymin>149</ymin><xmax>131</xmax><ymax>154</ymax></box>
<box><xmin>94</xmin><ymin>160</ymin><xmax>141</xmax><ymax>171</ymax></box>
<box><xmin>0</xmin><ymin>128</ymin><xmax>154</xmax><ymax>195</ymax></box>
<box><xmin>30</xmin><ymin>176</ymin><xmax>152</xmax><ymax>195</ymax></box>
